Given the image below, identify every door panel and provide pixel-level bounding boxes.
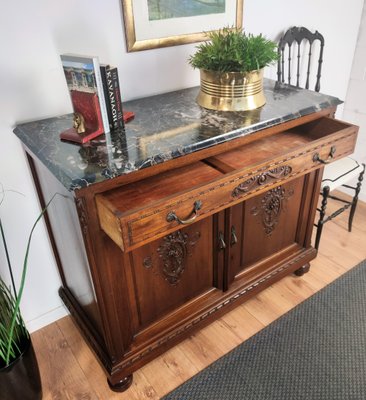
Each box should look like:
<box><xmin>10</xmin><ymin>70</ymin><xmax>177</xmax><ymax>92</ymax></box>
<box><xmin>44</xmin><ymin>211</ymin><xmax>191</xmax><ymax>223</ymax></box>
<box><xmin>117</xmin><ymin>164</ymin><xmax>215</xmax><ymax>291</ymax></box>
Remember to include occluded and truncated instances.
<box><xmin>129</xmin><ymin>217</ymin><xmax>214</xmax><ymax>328</ymax></box>
<box><xmin>242</xmin><ymin>177</ymin><xmax>305</xmax><ymax>268</ymax></box>
<box><xmin>227</xmin><ymin>176</ymin><xmax>307</xmax><ymax>284</ymax></box>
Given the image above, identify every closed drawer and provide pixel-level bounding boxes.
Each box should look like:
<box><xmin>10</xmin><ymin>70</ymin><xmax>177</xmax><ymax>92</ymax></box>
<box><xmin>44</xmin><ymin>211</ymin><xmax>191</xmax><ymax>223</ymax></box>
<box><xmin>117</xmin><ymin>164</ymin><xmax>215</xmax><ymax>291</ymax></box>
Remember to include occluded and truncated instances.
<box><xmin>96</xmin><ymin>117</ymin><xmax>358</xmax><ymax>252</ymax></box>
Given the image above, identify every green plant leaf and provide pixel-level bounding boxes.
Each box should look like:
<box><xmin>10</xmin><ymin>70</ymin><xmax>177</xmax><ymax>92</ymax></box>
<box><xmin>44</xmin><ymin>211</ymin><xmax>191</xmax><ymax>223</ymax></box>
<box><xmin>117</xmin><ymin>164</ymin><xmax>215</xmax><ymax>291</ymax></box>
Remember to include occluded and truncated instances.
<box><xmin>1</xmin><ymin>191</ymin><xmax>61</xmax><ymax>366</ymax></box>
<box><xmin>189</xmin><ymin>27</ymin><xmax>278</xmax><ymax>73</ymax></box>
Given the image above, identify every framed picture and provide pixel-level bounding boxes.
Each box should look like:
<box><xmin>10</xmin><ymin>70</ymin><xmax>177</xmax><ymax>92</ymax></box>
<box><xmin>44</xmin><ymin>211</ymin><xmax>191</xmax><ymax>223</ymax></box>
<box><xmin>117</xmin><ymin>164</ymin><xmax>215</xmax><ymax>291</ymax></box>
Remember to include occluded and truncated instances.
<box><xmin>121</xmin><ymin>0</ymin><xmax>244</xmax><ymax>52</ymax></box>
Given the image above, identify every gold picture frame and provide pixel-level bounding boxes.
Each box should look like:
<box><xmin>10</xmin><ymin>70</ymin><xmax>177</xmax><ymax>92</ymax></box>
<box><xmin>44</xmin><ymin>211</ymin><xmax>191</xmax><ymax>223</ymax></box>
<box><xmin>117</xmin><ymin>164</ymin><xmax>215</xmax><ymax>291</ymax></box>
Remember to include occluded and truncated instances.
<box><xmin>121</xmin><ymin>0</ymin><xmax>244</xmax><ymax>52</ymax></box>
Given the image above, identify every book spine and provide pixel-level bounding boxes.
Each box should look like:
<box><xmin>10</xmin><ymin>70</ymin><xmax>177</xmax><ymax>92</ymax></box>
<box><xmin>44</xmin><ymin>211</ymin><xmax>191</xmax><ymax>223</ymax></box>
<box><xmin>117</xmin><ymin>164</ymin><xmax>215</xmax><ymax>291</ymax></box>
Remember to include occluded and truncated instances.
<box><xmin>92</xmin><ymin>57</ymin><xmax>110</xmax><ymax>134</ymax></box>
<box><xmin>109</xmin><ymin>67</ymin><xmax>125</xmax><ymax>130</ymax></box>
<box><xmin>100</xmin><ymin>65</ymin><xmax>113</xmax><ymax>130</ymax></box>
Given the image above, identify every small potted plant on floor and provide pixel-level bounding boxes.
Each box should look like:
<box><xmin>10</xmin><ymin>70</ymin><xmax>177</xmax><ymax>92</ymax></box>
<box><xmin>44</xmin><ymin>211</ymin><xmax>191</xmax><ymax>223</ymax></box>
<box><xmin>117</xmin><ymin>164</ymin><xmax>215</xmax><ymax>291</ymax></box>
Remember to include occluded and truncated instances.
<box><xmin>189</xmin><ymin>27</ymin><xmax>278</xmax><ymax>111</ymax></box>
<box><xmin>0</xmin><ymin>188</ymin><xmax>56</xmax><ymax>399</ymax></box>
<box><xmin>0</xmin><ymin>275</ymin><xmax>42</xmax><ymax>400</ymax></box>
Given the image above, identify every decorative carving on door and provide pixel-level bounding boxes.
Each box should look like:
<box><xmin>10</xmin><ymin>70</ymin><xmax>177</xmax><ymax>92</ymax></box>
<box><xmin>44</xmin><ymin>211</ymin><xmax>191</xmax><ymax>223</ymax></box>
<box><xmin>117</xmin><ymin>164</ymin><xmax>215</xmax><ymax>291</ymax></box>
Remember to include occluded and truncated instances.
<box><xmin>143</xmin><ymin>230</ymin><xmax>201</xmax><ymax>285</ymax></box>
<box><xmin>75</xmin><ymin>197</ymin><xmax>89</xmax><ymax>236</ymax></box>
<box><xmin>232</xmin><ymin>165</ymin><xmax>292</xmax><ymax>197</ymax></box>
<box><xmin>250</xmin><ymin>186</ymin><xmax>294</xmax><ymax>235</ymax></box>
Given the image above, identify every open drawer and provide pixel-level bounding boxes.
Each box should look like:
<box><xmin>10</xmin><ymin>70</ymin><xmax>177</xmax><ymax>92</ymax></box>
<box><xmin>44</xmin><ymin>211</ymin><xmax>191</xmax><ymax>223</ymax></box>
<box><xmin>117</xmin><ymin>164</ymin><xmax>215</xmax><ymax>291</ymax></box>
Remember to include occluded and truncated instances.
<box><xmin>96</xmin><ymin>161</ymin><xmax>223</xmax><ymax>251</ymax></box>
<box><xmin>206</xmin><ymin>117</ymin><xmax>358</xmax><ymax>174</ymax></box>
<box><xmin>96</xmin><ymin>117</ymin><xmax>358</xmax><ymax>252</ymax></box>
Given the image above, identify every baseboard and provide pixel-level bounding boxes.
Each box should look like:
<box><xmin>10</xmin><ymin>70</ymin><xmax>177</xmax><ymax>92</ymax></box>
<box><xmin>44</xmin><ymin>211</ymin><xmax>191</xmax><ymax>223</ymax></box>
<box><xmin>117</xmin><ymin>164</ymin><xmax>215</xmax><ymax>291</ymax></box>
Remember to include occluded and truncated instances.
<box><xmin>27</xmin><ymin>305</ymin><xmax>69</xmax><ymax>333</ymax></box>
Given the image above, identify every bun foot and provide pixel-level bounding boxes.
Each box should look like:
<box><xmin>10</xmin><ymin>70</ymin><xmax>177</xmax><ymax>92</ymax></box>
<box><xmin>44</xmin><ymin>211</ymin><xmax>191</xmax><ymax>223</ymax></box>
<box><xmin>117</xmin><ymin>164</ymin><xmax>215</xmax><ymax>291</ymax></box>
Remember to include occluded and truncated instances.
<box><xmin>107</xmin><ymin>374</ymin><xmax>133</xmax><ymax>392</ymax></box>
<box><xmin>294</xmin><ymin>263</ymin><xmax>310</xmax><ymax>276</ymax></box>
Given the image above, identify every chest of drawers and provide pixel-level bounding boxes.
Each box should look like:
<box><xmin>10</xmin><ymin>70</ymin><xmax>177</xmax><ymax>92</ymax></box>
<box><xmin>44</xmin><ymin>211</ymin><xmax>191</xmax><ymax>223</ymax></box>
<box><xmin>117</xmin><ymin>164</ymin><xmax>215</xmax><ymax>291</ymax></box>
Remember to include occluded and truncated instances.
<box><xmin>14</xmin><ymin>81</ymin><xmax>358</xmax><ymax>391</ymax></box>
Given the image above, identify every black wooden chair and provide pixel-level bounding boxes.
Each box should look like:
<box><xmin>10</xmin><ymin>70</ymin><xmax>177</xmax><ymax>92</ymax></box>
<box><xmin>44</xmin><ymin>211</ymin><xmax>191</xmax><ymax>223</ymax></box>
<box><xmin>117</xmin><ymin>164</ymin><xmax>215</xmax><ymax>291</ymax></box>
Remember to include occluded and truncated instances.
<box><xmin>277</xmin><ymin>26</ymin><xmax>324</xmax><ymax>92</ymax></box>
<box><xmin>314</xmin><ymin>159</ymin><xmax>365</xmax><ymax>250</ymax></box>
<box><xmin>277</xmin><ymin>27</ymin><xmax>364</xmax><ymax>250</ymax></box>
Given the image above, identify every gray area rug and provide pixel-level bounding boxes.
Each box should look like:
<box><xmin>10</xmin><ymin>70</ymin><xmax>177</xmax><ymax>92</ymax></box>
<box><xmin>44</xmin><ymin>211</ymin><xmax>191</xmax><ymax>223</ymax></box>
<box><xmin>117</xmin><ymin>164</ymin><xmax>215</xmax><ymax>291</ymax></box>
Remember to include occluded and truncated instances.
<box><xmin>162</xmin><ymin>259</ymin><xmax>366</xmax><ymax>400</ymax></box>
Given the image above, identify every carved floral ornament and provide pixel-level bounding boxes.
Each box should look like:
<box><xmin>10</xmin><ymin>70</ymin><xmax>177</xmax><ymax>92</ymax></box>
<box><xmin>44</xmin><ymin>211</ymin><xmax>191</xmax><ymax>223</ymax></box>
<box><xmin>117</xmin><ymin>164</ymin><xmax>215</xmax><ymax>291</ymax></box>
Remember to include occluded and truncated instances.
<box><xmin>143</xmin><ymin>230</ymin><xmax>201</xmax><ymax>285</ymax></box>
<box><xmin>232</xmin><ymin>165</ymin><xmax>292</xmax><ymax>197</ymax></box>
<box><xmin>250</xmin><ymin>185</ymin><xmax>294</xmax><ymax>235</ymax></box>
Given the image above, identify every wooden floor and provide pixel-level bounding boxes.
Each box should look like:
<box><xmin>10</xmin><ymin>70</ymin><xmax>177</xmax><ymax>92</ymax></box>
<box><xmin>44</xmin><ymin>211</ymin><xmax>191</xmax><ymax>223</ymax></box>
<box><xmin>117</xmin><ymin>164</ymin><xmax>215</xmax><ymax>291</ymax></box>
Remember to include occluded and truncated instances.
<box><xmin>32</xmin><ymin>194</ymin><xmax>366</xmax><ymax>400</ymax></box>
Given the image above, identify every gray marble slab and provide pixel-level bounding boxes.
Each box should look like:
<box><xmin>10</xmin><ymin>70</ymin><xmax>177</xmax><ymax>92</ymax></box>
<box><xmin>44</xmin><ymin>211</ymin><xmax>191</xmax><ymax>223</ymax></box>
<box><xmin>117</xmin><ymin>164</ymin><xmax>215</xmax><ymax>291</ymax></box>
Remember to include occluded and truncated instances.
<box><xmin>13</xmin><ymin>79</ymin><xmax>342</xmax><ymax>192</ymax></box>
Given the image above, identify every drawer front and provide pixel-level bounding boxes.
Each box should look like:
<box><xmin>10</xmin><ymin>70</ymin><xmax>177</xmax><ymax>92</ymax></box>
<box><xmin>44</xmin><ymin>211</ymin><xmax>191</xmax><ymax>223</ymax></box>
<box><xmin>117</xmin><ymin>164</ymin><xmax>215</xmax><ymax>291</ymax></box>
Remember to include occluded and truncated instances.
<box><xmin>230</xmin><ymin>126</ymin><xmax>357</xmax><ymax>198</ymax></box>
<box><xmin>97</xmin><ymin>119</ymin><xmax>358</xmax><ymax>252</ymax></box>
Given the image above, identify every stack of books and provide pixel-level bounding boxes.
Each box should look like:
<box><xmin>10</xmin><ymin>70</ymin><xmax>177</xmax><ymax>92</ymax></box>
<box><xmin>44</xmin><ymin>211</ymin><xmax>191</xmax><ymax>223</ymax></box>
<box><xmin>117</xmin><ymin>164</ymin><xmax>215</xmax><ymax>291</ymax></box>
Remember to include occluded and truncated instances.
<box><xmin>60</xmin><ymin>54</ymin><xmax>134</xmax><ymax>144</ymax></box>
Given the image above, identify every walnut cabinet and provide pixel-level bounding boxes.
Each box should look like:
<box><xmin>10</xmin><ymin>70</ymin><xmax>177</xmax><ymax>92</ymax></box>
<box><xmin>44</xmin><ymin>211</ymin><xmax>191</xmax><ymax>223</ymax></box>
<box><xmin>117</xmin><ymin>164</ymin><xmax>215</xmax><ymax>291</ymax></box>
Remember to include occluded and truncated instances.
<box><xmin>26</xmin><ymin>110</ymin><xmax>358</xmax><ymax>391</ymax></box>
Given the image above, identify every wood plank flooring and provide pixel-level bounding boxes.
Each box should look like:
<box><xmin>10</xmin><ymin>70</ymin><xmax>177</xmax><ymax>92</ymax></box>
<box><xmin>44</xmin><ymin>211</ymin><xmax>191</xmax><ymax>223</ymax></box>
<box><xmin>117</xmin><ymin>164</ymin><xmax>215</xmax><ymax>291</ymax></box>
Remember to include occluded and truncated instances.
<box><xmin>31</xmin><ymin>193</ymin><xmax>366</xmax><ymax>400</ymax></box>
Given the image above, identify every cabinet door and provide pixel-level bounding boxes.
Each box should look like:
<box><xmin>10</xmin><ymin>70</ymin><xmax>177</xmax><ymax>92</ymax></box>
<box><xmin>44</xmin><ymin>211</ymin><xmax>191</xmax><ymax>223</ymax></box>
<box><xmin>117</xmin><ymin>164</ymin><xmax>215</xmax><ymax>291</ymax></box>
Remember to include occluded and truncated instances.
<box><xmin>226</xmin><ymin>175</ymin><xmax>311</xmax><ymax>286</ymax></box>
<box><xmin>128</xmin><ymin>217</ymin><xmax>215</xmax><ymax>329</ymax></box>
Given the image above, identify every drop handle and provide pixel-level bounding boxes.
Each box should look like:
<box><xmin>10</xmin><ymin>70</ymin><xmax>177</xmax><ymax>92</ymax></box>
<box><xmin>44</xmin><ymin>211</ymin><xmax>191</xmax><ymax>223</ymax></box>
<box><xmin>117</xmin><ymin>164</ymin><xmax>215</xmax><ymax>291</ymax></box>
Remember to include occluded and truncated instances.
<box><xmin>166</xmin><ymin>200</ymin><xmax>202</xmax><ymax>225</ymax></box>
<box><xmin>230</xmin><ymin>225</ymin><xmax>238</xmax><ymax>246</ymax></box>
<box><xmin>218</xmin><ymin>232</ymin><xmax>226</xmax><ymax>250</ymax></box>
<box><xmin>313</xmin><ymin>146</ymin><xmax>336</xmax><ymax>164</ymax></box>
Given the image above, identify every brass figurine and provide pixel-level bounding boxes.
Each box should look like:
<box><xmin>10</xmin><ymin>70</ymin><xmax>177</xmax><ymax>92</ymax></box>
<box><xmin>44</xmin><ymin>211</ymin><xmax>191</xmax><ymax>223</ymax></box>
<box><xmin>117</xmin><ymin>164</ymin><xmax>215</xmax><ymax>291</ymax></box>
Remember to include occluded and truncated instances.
<box><xmin>73</xmin><ymin>112</ymin><xmax>86</xmax><ymax>134</ymax></box>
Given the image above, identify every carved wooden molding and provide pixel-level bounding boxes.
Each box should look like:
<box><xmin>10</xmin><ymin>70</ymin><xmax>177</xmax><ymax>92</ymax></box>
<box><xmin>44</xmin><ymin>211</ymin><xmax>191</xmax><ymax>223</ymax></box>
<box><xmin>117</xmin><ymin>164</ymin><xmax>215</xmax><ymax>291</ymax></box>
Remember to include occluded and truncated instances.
<box><xmin>250</xmin><ymin>185</ymin><xmax>294</xmax><ymax>235</ymax></box>
<box><xmin>232</xmin><ymin>165</ymin><xmax>292</xmax><ymax>197</ymax></box>
<box><xmin>75</xmin><ymin>197</ymin><xmax>89</xmax><ymax>236</ymax></box>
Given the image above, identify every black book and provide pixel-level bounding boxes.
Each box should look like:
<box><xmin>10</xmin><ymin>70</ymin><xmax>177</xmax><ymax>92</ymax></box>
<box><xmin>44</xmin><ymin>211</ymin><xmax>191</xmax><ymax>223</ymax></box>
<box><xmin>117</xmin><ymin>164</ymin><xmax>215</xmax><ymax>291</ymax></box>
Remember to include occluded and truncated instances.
<box><xmin>100</xmin><ymin>65</ymin><xmax>125</xmax><ymax>130</ymax></box>
<box><xmin>100</xmin><ymin>64</ymin><xmax>114</xmax><ymax>130</ymax></box>
<box><xmin>108</xmin><ymin>67</ymin><xmax>125</xmax><ymax>130</ymax></box>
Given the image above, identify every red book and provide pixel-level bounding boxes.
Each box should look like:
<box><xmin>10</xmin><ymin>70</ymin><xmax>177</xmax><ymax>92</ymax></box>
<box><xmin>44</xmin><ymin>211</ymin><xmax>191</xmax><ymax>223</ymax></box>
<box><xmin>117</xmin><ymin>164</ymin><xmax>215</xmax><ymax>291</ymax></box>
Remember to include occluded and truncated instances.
<box><xmin>60</xmin><ymin>54</ymin><xmax>109</xmax><ymax>144</ymax></box>
<box><xmin>60</xmin><ymin>91</ymin><xmax>104</xmax><ymax>144</ymax></box>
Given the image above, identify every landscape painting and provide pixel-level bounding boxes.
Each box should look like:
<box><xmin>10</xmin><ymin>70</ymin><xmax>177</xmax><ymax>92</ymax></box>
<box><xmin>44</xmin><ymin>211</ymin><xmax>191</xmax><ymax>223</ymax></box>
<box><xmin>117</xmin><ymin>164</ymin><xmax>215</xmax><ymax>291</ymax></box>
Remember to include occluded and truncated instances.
<box><xmin>147</xmin><ymin>0</ymin><xmax>226</xmax><ymax>21</ymax></box>
<box><xmin>121</xmin><ymin>0</ymin><xmax>242</xmax><ymax>51</ymax></box>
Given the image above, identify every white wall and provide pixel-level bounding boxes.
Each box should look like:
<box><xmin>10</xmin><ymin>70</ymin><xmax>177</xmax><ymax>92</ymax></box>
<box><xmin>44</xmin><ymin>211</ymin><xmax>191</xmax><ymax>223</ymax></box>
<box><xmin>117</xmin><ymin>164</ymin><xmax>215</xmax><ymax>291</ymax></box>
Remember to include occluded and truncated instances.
<box><xmin>0</xmin><ymin>0</ymin><xmax>363</xmax><ymax>332</ymax></box>
<box><xmin>343</xmin><ymin>1</ymin><xmax>366</xmax><ymax>201</ymax></box>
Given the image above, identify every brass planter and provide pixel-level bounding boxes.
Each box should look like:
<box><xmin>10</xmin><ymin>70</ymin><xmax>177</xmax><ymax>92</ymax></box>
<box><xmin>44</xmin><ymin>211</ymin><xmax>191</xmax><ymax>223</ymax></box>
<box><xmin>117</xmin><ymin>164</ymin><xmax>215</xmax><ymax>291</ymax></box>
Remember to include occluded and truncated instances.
<box><xmin>197</xmin><ymin>69</ymin><xmax>266</xmax><ymax>111</ymax></box>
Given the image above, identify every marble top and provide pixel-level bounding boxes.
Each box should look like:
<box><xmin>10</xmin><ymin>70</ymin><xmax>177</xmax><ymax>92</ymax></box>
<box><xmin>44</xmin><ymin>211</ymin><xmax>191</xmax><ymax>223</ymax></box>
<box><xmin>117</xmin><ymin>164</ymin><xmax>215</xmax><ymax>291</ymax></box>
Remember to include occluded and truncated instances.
<box><xmin>14</xmin><ymin>79</ymin><xmax>342</xmax><ymax>192</ymax></box>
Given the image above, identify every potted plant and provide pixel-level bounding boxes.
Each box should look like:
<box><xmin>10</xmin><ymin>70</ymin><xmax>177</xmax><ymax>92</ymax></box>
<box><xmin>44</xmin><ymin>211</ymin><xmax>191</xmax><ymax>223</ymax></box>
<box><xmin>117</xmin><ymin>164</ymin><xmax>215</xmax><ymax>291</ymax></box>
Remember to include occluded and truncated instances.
<box><xmin>189</xmin><ymin>27</ymin><xmax>278</xmax><ymax>111</ymax></box>
<box><xmin>0</xmin><ymin>276</ymin><xmax>42</xmax><ymax>400</ymax></box>
<box><xmin>0</xmin><ymin>189</ymin><xmax>55</xmax><ymax>399</ymax></box>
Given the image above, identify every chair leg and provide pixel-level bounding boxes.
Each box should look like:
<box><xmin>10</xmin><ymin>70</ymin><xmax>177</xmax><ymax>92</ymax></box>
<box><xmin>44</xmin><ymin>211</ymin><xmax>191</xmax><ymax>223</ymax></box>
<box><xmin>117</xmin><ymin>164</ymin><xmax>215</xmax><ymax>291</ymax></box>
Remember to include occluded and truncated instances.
<box><xmin>348</xmin><ymin>163</ymin><xmax>365</xmax><ymax>232</ymax></box>
<box><xmin>315</xmin><ymin>185</ymin><xmax>330</xmax><ymax>250</ymax></box>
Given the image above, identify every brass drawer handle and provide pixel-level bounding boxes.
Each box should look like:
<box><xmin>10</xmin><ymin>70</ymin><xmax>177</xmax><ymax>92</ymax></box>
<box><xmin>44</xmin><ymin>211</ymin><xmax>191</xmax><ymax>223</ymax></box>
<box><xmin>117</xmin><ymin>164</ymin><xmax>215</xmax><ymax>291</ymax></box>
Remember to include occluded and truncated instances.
<box><xmin>166</xmin><ymin>200</ymin><xmax>202</xmax><ymax>225</ymax></box>
<box><xmin>313</xmin><ymin>146</ymin><xmax>336</xmax><ymax>164</ymax></box>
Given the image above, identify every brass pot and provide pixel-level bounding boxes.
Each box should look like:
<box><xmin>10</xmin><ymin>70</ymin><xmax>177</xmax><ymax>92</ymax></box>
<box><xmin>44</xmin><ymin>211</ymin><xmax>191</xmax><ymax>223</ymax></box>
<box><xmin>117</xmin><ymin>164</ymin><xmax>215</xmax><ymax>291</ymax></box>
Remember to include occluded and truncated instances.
<box><xmin>196</xmin><ymin>68</ymin><xmax>266</xmax><ymax>111</ymax></box>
